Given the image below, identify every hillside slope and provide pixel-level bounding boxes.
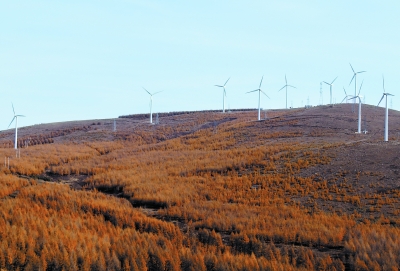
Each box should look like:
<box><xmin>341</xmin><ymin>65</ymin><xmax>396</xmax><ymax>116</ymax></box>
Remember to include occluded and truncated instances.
<box><xmin>0</xmin><ymin>104</ymin><xmax>399</xmax><ymax>270</ymax></box>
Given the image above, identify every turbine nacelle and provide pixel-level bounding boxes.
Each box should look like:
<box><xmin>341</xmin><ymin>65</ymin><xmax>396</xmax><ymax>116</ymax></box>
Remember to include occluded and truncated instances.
<box><xmin>350</xmin><ymin>95</ymin><xmax>363</xmax><ymax>102</ymax></box>
<box><xmin>351</xmin><ymin>93</ymin><xmax>363</xmax><ymax>100</ymax></box>
<box><xmin>379</xmin><ymin>76</ymin><xmax>394</xmax><ymax>142</ymax></box>
<box><xmin>247</xmin><ymin>89</ymin><xmax>269</xmax><ymax>98</ymax></box>
<box><xmin>378</xmin><ymin>76</ymin><xmax>395</xmax><ymax>106</ymax></box>
<box><xmin>278</xmin><ymin>75</ymin><xmax>296</xmax><ymax>92</ymax></box>
<box><xmin>215</xmin><ymin>77</ymin><xmax>230</xmax><ymax>112</ymax></box>
<box><xmin>143</xmin><ymin>87</ymin><xmax>163</xmax><ymax>97</ymax></box>
<box><xmin>278</xmin><ymin>85</ymin><xmax>296</xmax><ymax>91</ymax></box>
<box><xmin>246</xmin><ymin>76</ymin><xmax>270</xmax><ymax>98</ymax></box>
<box><xmin>349</xmin><ymin>63</ymin><xmax>366</xmax><ymax>86</ymax></box>
<box><xmin>8</xmin><ymin>104</ymin><xmax>25</xmax><ymax>150</ymax></box>
<box><xmin>378</xmin><ymin>93</ymin><xmax>395</xmax><ymax>106</ymax></box>
<box><xmin>215</xmin><ymin>77</ymin><xmax>230</xmax><ymax>96</ymax></box>
<box><xmin>142</xmin><ymin>87</ymin><xmax>163</xmax><ymax>124</ymax></box>
<box><xmin>323</xmin><ymin>76</ymin><xmax>338</xmax><ymax>87</ymax></box>
<box><xmin>8</xmin><ymin>115</ymin><xmax>25</xmax><ymax>129</ymax></box>
<box><xmin>340</xmin><ymin>87</ymin><xmax>352</xmax><ymax>103</ymax></box>
<box><xmin>278</xmin><ymin>75</ymin><xmax>296</xmax><ymax>109</ymax></box>
<box><xmin>246</xmin><ymin>76</ymin><xmax>269</xmax><ymax>121</ymax></box>
<box><xmin>349</xmin><ymin>80</ymin><xmax>364</xmax><ymax>103</ymax></box>
<box><xmin>8</xmin><ymin>103</ymin><xmax>25</xmax><ymax>128</ymax></box>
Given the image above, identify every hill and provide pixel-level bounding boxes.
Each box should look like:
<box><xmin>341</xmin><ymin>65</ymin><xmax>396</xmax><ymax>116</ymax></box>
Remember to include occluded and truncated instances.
<box><xmin>0</xmin><ymin>104</ymin><xmax>399</xmax><ymax>270</ymax></box>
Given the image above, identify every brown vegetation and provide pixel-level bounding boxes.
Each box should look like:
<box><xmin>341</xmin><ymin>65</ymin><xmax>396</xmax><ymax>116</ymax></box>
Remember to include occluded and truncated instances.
<box><xmin>0</xmin><ymin>105</ymin><xmax>399</xmax><ymax>270</ymax></box>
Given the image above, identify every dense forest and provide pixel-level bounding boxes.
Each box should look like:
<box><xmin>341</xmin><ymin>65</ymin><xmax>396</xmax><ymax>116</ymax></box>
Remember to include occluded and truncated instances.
<box><xmin>0</xmin><ymin>105</ymin><xmax>400</xmax><ymax>270</ymax></box>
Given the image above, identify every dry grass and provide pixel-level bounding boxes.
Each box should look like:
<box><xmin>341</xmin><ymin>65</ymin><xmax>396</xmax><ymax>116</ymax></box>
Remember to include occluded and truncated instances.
<box><xmin>0</xmin><ymin>105</ymin><xmax>399</xmax><ymax>270</ymax></box>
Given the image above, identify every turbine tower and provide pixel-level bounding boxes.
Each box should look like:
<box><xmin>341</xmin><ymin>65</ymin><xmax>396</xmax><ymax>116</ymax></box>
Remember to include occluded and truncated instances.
<box><xmin>350</xmin><ymin>81</ymin><xmax>364</xmax><ymax>133</ymax></box>
<box><xmin>8</xmin><ymin>104</ymin><xmax>25</xmax><ymax>150</ymax></box>
<box><xmin>323</xmin><ymin>76</ymin><xmax>338</xmax><ymax>104</ymax></box>
<box><xmin>143</xmin><ymin>88</ymin><xmax>162</xmax><ymax>124</ymax></box>
<box><xmin>215</xmin><ymin>77</ymin><xmax>230</xmax><ymax>113</ymax></box>
<box><xmin>349</xmin><ymin>64</ymin><xmax>366</xmax><ymax>112</ymax></box>
<box><xmin>319</xmin><ymin>82</ymin><xmax>323</xmax><ymax>105</ymax></box>
<box><xmin>278</xmin><ymin>75</ymin><xmax>296</xmax><ymax>109</ymax></box>
<box><xmin>246</xmin><ymin>76</ymin><xmax>269</xmax><ymax>121</ymax></box>
<box><xmin>378</xmin><ymin>76</ymin><xmax>394</xmax><ymax>142</ymax></box>
<box><xmin>340</xmin><ymin>87</ymin><xmax>352</xmax><ymax>103</ymax></box>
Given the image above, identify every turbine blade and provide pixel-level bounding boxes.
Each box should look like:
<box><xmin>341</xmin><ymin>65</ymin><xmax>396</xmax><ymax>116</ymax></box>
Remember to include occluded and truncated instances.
<box><xmin>12</xmin><ymin>103</ymin><xmax>15</xmax><ymax>116</ymax></box>
<box><xmin>343</xmin><ymin>87</ymin><xmax>347</xmax><ymax>96</ymax></box>
<box><xmin>246</xmin><ymin>89</ymin><xmax>259</xmax><ymax>94</ymax></box>
<box><xmin>349</xmin><ymin>74</ymin><xmax>355</xmax><ymax>86</ymax></box>
<box><xmin>224</xmin><ymin>77</ymin><xmax>230</xmax><ymax>86</ymax></box>
<box><xmin>323</xmin><ymin>81</ymin><xmax>330</xmax><ymax>85</ymax></box>
<box><xmin>16</xmin><ymin>115</ymin><xmax>25</xmax><ymax>117</ymax></box>
<box><xmin>142</xmin><ymin>87</ymin><xmax>151</xmax><ymax>95</ymax></box>
<box><xmin>285</xmin><ymin>75</ymin><xmax>287</xmax><ymax>85</ymax></box>
<box><xmin>357</xmin><ymin>71</ymin><xmax>366</xmax><ymax>74</ymax></box>
<box><xmin>278</xmin><ymin>86</ymin><xmax>286</xmax><ymax>92</ymax></box>
<box><xmin>377</xmin><ymin>95</ymin><xmax>384</xmax><ymax>106</ymax></box>
<box><xmin>153</xmin><ymin>90</ymin><xmax>163</xmax><ymax>95</ymax></box>
<box><xmin>349</xmin><ymin>63</ymin><xmax>355</xmax><ymax>73</ymax></box>
<box><xmin>215</xmin><ymin>85</ymin><xmax>223</xmax><ymax>87</ymax></box>
<box><xmin>387</xmin><ymin>93</ymin><xmax>395</xmax><ymax>96</ymax></box>
<box><xmin>331</xmin><ymin>76</ymin><xmax>338</xmax><ymax>84</ymax></box>
<box><xmin>358</xmin><ymin>80</ymin><xmax>364</xmax><ymax>96</ymax></box>
<box><xmin>288</xmin><ymin>85</ymin><xmax>296</xmax><ymax>89</ymax></box>
<box><xmin>340</xmin><ymin>97</ymin><xmax>347</xmax><ymax>103</ymax></box>
<box><xmin>259</xmin><ymin>76</ymin><xmax>264</xmax><ymax>89</ymax></box>
<box><xmin>260</xmin><ymin>90</ymin><xmax>270</xmax><ymax>99</ymax></box>
<box><xmin>8</xmin><ymin>117</ymin><xmax>16</xmax><ymax>129</ymax></box>
<box><xmin>382</xmin><ymin>75</ymin><xmax>385</xmax><ymax>92</ymax></box>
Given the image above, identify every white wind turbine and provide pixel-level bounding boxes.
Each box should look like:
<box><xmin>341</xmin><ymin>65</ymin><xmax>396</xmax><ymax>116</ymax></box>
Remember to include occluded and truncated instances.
<box><xmin>143</xmin><ymin>87</ymin><xmax>163</xmax><ymax>124</ymax></box>
<box><xmin>8</xmin><ymin>104</ymin><xmax>25</xmax><ymax>150</ymax></box>
<box><xmin>323</xmin><ymin>76</ymin><xmax>338</xmax><ymax>104</ymax></box>
<box><xmin>349</xmin><ymin>81</ymin><xmax>364</xmax><ymax>133</ymax></box>
<box><xmin>215</xmin><ymin>77</ymin><xmax>230</xmax><ymax>113</ymax></box>
<box><xmin>246</xmin><ymin>76</ymin><xmax>269</xmax><ymax>121</ymax></box>
<box><xmin>378</xmin><ymin>76</ymin><xmax>394</xmax><ymax>142</ymax></box>
<box><xmin>278</xmin><ymin>75</ymin><xmax>296</xmax><ymax>109</ymax></box>
<box><xmin>340</xmin><ymin>87</ymin><xmax>352</xmax><ymax>103</ymax></box>
<box><xmin>349</xmin><ymin>64</ymin><xmax>366</xmax><ymax>112</ymax></box>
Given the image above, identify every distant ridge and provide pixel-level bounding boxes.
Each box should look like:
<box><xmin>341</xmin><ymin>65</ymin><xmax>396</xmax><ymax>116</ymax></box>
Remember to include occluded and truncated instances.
<box><xmin>119</xmin><ymin>108</ymin><xmax>258</xmax><ymax>120</ymax></box>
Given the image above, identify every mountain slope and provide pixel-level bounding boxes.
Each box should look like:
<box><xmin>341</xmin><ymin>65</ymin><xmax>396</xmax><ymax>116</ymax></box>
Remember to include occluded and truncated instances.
<box><xmin>0</xmin><ymin>105</ymin><xmax>399</xmax><ymax>270</ymax></box>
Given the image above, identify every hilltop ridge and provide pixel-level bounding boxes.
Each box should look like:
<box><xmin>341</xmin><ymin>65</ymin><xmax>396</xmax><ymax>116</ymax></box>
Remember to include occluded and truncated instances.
<box><xmin>2</xmin><ymin>103</ymin><xmax>399</xmax><ymax>146</ymax></box>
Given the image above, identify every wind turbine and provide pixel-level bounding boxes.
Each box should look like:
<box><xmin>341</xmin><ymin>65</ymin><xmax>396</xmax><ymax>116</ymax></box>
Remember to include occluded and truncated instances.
<box><xmin>143</xmin><ymin>88</ymin><xmax>162</xmax><ymax>124</ymax></box>
<box><xmin>278</xmin><ymin>75</ymin><xmax>296</xmax><ymax>109</ymax></box>
<box><xmin>215</xmin><ymin>77</ymin><xmax>230</xmax><ymax>113</ymax></box>
<box><xmin>340</xmin><ymin>87</ymin><xmax>352</xmax><ymax>103</ymax></box>
<box><xmin>323</xmin><ymin>76</ymin><xmax>338</xmax><ymax>104</ymax></box>
<box><xmin>349</xmin><ymin>64</ymin><xmax>366</xmax><ymax>112</ymax></box>
<box><xmin>349</xmin><ymin>81</ymin><xmax>364</xmax><ymax>133</ymax></box>
<box><xmin>246</xmin><ymin>76</ymin><xmax>269</xmax><ymax>121</ymax></box>
<box><xmin>378</xmin><ymin>76</ymin><xmax>394</xmax><ymax>142</ymax></box>
<box><xmin>8</xmin><ymin>104</ymin><xmax>25</xmax><ymax>150</ymax></box>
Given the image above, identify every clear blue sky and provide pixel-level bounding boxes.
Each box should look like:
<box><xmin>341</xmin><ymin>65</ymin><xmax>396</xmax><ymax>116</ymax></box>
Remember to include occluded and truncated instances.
<box><xmin>1</xmin><ymin>1</ymin><xmax>399</xmax><ymax>128</ymax></box>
